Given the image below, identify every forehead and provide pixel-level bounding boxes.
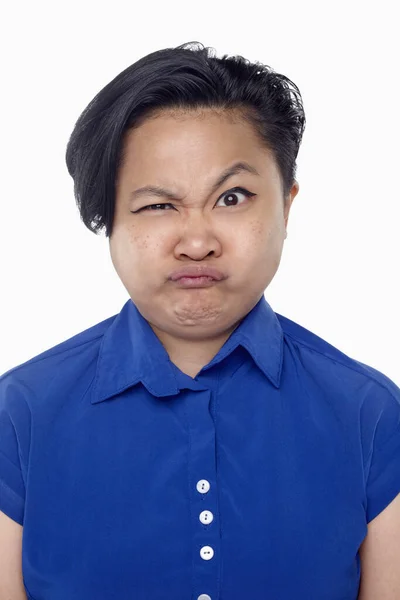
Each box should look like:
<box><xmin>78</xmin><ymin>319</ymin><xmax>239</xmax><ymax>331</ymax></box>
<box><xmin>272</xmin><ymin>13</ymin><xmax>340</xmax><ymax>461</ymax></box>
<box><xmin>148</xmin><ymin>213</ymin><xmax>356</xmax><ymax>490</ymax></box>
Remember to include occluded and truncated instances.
<box><xmin>118</xmin><ymin>108</ymin><xmax>275</xmax><ymax>179</ymax></box>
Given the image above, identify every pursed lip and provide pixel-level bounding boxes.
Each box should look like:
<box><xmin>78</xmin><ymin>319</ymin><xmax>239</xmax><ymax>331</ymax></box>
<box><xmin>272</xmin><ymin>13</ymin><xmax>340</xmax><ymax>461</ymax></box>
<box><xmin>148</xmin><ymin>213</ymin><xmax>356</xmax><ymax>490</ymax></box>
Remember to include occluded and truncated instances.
<box><xmin>169</xmin><ymin>266</ymin><xmax>225</xmax><ymax>281</ymax></box>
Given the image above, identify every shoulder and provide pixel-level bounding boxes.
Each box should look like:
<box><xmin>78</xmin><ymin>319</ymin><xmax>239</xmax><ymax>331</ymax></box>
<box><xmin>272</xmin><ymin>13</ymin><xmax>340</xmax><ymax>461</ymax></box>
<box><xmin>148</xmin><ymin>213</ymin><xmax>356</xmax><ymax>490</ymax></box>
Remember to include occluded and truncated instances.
<box><xmin>276</xmin><ymin>310</ymin><xmax>400</xmax><ymax>403</ymax></box>
<box><xmin>275</xmin><ymin>311</ymin><xmax>400</xmax><ymax>446</ymax></box>
<box><xmin>0</xmin><ymin>310</ymin><xmax>118</xmax><ymax>414</ymax></box>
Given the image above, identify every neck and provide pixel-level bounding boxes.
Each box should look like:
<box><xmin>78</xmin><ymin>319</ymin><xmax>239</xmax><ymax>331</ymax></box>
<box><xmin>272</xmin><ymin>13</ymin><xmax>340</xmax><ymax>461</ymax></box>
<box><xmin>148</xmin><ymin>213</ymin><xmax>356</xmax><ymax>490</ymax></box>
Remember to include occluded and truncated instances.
<box><xmin>149</xmin><ymin>324</ymin><xmax>239</xmax><ymax>378</ymax></box>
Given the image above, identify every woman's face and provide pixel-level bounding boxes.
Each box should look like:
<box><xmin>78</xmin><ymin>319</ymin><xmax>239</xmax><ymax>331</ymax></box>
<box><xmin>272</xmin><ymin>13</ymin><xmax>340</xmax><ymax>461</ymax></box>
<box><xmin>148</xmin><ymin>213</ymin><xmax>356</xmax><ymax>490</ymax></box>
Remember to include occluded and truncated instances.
<box><xmin>109</xmin><ymin>109</ymin><xmax>298</xmax><ymax>346</ymax></box>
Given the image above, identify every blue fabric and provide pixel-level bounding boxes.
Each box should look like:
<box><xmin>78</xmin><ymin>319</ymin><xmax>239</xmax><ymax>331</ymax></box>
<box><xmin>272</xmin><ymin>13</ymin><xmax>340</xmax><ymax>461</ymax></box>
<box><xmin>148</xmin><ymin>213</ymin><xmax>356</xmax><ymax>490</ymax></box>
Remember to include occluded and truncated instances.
<box><xmin>1</xmin><ymin>294</ymin><xmax>400</xmax><ymax>600</ymax></box>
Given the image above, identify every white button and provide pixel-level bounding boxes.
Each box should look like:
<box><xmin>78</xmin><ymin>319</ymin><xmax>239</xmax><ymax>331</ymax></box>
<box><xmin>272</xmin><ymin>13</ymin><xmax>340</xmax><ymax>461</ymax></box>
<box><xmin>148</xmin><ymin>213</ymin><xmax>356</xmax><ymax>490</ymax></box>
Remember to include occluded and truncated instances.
<box><xmin>200</xmin><ymin>545</ymin><xmax>214</xmax><ymax>560</ymax></box>
<box><xmin>196</xmin><ymin>479</ymin><xmax>210</xmax><ymax>493</ymax></box>
<box><xmin>199</xmin><ymin>510</ymin><xmax>214</xmax><ymax>525</ymax></box>
<box><xmin>198</xmin><ymin>595</ymin><xmax>212</xmax><ymax>600</ymax></box>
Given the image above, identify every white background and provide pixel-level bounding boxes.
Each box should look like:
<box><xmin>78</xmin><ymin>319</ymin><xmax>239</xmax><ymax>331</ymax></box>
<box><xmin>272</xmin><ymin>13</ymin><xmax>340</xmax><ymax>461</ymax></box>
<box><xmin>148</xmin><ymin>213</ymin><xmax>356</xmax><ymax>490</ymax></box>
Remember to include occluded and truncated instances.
<box><xmin>1</xmin><ymin>0</ymin><xmax>399</xmax><ymax>385</ymax></box>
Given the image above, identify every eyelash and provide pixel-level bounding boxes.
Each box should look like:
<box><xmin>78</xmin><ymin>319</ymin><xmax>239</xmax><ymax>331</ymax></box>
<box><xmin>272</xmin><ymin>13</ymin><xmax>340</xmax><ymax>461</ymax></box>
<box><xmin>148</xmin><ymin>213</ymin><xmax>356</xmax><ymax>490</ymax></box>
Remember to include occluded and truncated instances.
<box><xmin>133</xmin><ymin>187</ymin><xmax>256</xmax><ymax>213</ymax></box>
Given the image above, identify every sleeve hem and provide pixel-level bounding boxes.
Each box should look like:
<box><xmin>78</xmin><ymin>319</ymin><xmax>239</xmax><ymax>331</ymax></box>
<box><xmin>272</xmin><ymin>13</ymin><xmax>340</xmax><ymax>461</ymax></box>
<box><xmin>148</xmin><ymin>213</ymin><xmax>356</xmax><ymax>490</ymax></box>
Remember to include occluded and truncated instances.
<box><xmin>0</xmin><ymin>479</ymin><xmax>24</xmax><ymax>525</ymax></box>
<box><xmin>367</xmin><ymin>483</ymin><xmax>400</xmax><ymax>523</ymax></box>
<box><xmin>366</xmin><ymin>424</ymin><xmax>400</xmax><ymax>523</ymax></box>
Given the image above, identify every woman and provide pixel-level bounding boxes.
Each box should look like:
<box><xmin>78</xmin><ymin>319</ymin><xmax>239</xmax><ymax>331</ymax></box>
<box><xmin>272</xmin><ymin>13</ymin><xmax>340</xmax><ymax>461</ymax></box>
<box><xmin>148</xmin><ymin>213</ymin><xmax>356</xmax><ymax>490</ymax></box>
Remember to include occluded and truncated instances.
<box><xmin>1</xmin><ymin>41</ymin><xmax>399</xmax><ymax>600</ymax></box>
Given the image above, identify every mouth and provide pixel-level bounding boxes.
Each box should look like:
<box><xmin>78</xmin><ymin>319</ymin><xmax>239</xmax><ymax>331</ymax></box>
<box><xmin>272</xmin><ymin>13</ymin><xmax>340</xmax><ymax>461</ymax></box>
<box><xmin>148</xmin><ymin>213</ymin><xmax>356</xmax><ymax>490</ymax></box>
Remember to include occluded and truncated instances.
<box><xmin>169</xmin><ymin>266</ymin><xmax>225</xmax><ymax>281</ymax></box>
<box><xmin>173</xmin><ymin>276</ymin><xmax>220</xmax><ymax>288</ymax></box>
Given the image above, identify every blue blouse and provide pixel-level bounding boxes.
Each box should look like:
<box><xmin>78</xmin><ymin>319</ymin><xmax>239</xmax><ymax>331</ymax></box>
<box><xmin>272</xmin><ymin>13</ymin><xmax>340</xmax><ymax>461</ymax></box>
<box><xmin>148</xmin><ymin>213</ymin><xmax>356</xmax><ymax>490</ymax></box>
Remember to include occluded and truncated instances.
<box><xmin>1</xmin><ymin>294</ymin><xmax>400</xmax><ymax>600</ymax></box>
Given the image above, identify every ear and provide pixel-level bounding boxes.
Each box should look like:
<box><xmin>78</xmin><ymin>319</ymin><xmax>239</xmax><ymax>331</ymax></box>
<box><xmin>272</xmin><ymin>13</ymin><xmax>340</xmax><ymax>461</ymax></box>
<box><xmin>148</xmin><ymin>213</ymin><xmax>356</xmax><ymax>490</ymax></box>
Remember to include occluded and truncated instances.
<box><xmin>284</xmin><ymin>180</ymin><xmax>299</xmax><ymax>230</ymax></box>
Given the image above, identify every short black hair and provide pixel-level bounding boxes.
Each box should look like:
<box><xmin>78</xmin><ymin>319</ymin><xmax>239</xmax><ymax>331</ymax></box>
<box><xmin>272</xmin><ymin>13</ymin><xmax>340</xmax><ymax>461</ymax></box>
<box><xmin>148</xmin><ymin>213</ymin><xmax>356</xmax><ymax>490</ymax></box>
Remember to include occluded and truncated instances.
<box><xmin>65</xmin><ymin>41</ymin><xmax>306</xmax><ymax>237</ymax></box>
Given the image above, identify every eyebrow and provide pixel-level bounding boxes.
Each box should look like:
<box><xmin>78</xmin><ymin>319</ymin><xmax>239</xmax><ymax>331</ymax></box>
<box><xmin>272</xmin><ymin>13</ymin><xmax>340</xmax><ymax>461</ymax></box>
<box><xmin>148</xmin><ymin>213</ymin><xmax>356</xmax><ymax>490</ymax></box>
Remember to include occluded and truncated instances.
<box><xmin>129</xmin><ymin>161</ymin><xmax>260</xmax><ymax>203</ymax></box>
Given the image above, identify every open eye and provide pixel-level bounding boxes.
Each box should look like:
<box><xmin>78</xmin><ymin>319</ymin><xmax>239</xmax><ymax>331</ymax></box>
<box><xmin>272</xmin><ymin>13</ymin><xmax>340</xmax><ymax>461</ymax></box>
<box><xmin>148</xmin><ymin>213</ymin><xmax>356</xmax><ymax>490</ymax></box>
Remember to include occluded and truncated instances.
<box><xmin>215</xmin><ymin>187</ymin><xmax>256</xmax><ymax>208</ymax></box>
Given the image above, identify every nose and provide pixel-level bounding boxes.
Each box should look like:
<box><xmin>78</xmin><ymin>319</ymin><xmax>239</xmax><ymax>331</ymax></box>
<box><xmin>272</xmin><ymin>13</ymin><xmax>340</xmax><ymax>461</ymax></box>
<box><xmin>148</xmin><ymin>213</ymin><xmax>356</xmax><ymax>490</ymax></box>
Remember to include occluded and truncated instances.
<box><xmin>173</xmin><ymin>211</ymin><xmax>222</xmax><ymax>261</ymax></box>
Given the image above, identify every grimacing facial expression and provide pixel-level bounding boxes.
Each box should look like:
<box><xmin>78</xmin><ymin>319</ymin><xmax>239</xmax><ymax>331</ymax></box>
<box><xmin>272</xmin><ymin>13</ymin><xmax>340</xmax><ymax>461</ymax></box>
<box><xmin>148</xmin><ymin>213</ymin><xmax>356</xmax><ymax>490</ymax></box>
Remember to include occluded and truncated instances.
<box><xmin>109</xmin><ymin>109</ymin><xmax>299</xmax><ymax>343</ymax></box>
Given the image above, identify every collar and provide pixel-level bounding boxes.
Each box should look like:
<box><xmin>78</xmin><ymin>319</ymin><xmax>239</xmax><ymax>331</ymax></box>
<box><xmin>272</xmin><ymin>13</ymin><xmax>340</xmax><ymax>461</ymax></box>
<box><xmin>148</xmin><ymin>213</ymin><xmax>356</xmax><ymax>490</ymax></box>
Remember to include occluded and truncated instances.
<box><xmin>91</xmin><ymin>294</ymin><xmax>283</xmax><ymax>404</ymax></box>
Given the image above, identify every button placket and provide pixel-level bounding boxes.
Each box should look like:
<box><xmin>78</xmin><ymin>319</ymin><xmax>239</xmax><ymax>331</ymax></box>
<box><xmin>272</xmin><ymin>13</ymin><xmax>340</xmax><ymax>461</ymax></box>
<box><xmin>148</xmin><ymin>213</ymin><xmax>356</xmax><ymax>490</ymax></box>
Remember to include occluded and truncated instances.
<box><xmin>187</xmin><ymin>389</ymin><xmax>220</xmax><ymax>599</ymax></box>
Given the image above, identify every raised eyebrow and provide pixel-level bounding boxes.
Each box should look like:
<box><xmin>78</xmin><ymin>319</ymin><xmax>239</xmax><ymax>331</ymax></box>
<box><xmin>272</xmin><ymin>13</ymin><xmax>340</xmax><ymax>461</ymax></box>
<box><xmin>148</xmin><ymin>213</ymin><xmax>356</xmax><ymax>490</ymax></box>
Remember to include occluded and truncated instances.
<box><xmin>129</xmin><ymin>161</ymin><xmax>260</xmax><ymax>203</ymax></box>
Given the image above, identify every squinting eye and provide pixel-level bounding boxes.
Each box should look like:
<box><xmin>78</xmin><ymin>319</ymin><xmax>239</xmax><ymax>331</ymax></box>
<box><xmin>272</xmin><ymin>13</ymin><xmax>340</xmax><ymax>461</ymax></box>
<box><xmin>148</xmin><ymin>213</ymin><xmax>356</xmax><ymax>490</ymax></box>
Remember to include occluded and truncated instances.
<box><xmin>133</xmin><ymin>186</ymin><xmax>256</xmax><ymax>213</ymax></box>
<box><xmin>137</xmin><ymin>203</ymin><xmax>173</xmax><ymax>212</ymax></box>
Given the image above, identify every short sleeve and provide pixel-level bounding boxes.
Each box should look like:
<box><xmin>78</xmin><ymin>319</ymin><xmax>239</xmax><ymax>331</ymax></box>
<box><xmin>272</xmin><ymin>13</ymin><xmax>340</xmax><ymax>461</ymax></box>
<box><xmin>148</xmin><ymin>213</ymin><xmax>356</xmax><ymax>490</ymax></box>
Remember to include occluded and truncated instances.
<box><xmin>362</xmin><ymin>374</ymin><xmax>400</xmax><ymax>523</ymax></box>
<box><xmin>0</xmin><ymin>372</ymin><xmax>32</xmax><ymax>525</ymax></box>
